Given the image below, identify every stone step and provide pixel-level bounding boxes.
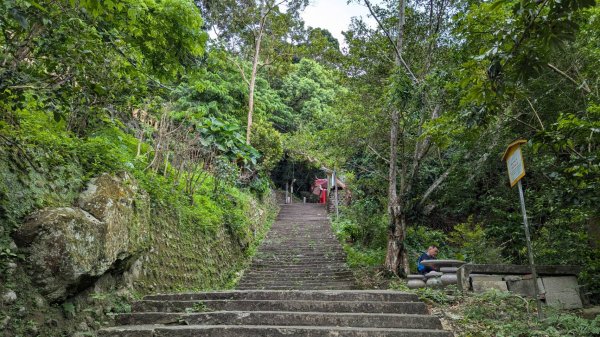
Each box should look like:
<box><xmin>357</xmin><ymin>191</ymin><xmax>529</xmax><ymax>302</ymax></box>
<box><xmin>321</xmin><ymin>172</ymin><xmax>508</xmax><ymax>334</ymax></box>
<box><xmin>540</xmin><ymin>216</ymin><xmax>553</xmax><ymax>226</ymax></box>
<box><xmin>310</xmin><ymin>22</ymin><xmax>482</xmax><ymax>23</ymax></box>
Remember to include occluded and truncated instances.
<box><xmin>262</xmin><ymin>238</ymin><xmax>336</xmax><ymax>241</ymax></box>
<box><xmin>233</xmin><ymin>280</ymin><xmax>356</xmax><ymax>286</ymax></box>
<box><xmin>264</xmin><ymin>232</ymin><xmax>336</xmax><ymax>234</ymax></box>
<box><xmin>99</xmin><ymin>325</ymin><xmax>452</xmax><ymax>337</ymax></box>
<box><xmin>248</xmin><ymin>265</ymin><xmax>351</xmax><ymax>270</ymax></box>
<box><xmin>247</xmin><ymin>270</ymin><xmax>352</xmax><ymax>275</ymax></box>
<box><xmin>236</xmin><ymin>281</ymin><xmax>356</xmax><ymax>288</ymax></box>
<box><xmin>143</xmin><ymin>291</ymin><xmax>419</xmax><ymax>302</ymax></box>
<box><xmin>239</xmin><ymin>274</ymin><xmax>354</xmax><ymax>279</ymax></box>
<box><xmin>250</xmin><ymin>261</ymin><xmax>348</xmax><ymax>266</ymax></box>
<box><xmin>258</xmin><ymin>243</ymin><xmax>341</xmax><ymax>246</ymax></box>
<box><xmin>132</xmin><ymin>300</ymin><xmax>428</xmax><ymax>314</ymax></box>
<box><xmin>253</xmin><ymin>254</ymin><xmax>346</xmax><ymax>258</ymax></box>
<box><xmin>253</xmin><ymin>257</ymin><xmax>347</xmax><ymax>262</ymax></box>
<box><xmin>241</xmin><ymin>274</ymin><xmax>354</xmax><ymax>280</ymax></box>
<box><xmin>248</xmin><ymin>264</ymin><xmax>350</xmax><ymax>269</ymax></box>
<box><xmin>254</xmin><ymin>248</ymin><xmax>342</xmax><ymax>252</ymax></box>
<box><xmin>254</xmin><ymin>249</ymin><xmax>342</xmax><ymax>253</ymax></box>
<box><xmin>257</xmin><ymin>244</ymin><xmax>344</xmax><ymax>249</ymax></box>
<box><xmin>236</xmin><ymin>285</ymin><xmax>358</xmax><ymax>290</ymax></box>
<box><xmin>242</xmin><ymin>271</ymin><xmax>354</xmax><ymax>278</ymax></box>
<box><xmin>115</xmin><ymin>311</ymin><xmax>442</xmax><ymax>329</ymax></box>
<box><xmin>250</xmin><ymin>262</ymin><xmax>349</xmax><ymax>268</ymax></box>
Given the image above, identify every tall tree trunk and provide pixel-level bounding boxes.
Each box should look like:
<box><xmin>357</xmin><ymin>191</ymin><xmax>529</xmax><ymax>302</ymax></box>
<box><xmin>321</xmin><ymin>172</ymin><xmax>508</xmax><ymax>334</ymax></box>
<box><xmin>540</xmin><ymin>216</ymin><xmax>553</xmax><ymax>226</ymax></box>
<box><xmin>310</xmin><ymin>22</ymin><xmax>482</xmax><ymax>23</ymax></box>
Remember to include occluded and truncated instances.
<box><xmin>246</xmin><ymin>28</ymin><xmax>263</xmax><ymax>145</ymax></box>
<box><xmin>384</xmin><ymin>0</ymin><xmax>410</xmax><ymax>276</ymax></box>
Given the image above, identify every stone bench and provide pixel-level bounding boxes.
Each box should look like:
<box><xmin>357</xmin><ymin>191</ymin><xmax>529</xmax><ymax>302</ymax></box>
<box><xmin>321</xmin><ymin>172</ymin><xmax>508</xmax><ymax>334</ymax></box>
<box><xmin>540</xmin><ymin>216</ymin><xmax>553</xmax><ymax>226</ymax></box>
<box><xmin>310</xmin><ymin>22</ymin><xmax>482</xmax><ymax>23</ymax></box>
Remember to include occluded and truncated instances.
<box><xmin>457</xmin><ymin>264</ymin><xmax>583</xmax><ymax>309</ymax></box>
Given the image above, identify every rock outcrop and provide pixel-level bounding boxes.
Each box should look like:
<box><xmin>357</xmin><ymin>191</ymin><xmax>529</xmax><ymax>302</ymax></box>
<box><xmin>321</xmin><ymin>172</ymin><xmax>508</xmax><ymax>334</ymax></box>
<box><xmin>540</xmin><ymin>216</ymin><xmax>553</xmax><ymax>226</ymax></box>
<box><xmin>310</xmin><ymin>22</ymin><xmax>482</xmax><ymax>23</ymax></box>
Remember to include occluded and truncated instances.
<box><xmin>13</xmin><ymin>173</ymin><xmax>149</xmax><ymax>302</ymax></box>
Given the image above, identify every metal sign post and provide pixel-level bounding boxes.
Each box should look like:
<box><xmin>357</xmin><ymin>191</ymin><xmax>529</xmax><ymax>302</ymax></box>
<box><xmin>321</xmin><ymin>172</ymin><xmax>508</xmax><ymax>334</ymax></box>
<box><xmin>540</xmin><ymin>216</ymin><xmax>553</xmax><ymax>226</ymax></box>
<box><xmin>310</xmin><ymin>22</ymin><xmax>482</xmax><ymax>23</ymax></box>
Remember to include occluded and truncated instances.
<box><xmin>502</xmin><ymin>140</ymin><xmax>544</xmax><ymax>320</ymax></box>
<box><xmin>517</xmin><ymin>180</ymin><xmax>543</xmax><ymax>320</ymax></box>
<box><xmin>333</xmin><ymin>170</ymin><xmax>340</xmax><ymax>220</ymax></box>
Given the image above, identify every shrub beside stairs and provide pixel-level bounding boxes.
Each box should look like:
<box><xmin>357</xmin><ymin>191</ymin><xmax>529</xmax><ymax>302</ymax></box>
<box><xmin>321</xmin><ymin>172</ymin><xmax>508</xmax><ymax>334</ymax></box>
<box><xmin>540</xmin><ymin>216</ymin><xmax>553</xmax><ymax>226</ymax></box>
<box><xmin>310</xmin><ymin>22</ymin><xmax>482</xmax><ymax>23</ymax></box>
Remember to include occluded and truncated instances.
<box><xmin>99</xmin><ymin>203</ymin><xmax>453</xmax><ymax>336</ymax></box>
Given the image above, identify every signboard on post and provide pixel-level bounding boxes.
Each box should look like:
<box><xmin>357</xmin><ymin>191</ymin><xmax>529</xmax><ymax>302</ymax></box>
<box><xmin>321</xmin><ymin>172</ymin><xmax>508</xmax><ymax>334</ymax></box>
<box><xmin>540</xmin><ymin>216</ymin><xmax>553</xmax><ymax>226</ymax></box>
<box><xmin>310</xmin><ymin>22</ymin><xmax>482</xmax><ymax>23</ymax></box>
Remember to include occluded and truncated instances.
<box><xmin>502</xmin><ymin>139</ymin><xmax>544</xmax><ymax>320</ymax></box>
<box><xmin>503</xmin><ymin>139</ymin><xmax>527</xmax><ymax>187</ymax></box>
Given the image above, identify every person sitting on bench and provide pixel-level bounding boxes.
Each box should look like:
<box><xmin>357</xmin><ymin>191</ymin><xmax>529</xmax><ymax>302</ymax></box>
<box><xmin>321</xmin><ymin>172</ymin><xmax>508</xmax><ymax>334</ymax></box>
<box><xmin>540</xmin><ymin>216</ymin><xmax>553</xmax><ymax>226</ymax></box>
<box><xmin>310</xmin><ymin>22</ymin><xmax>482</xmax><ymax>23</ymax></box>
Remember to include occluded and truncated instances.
<box><xmin>417</xmin><ymin>245</ymin><xmax>439</xmax><ymax>275</ymax></box>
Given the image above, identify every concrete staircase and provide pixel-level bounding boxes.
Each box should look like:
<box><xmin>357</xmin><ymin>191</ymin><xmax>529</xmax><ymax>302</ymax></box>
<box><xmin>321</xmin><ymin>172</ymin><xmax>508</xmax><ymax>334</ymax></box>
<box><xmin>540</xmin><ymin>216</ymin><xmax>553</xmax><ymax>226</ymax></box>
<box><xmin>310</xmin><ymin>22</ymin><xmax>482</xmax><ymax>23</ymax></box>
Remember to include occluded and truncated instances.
<box><xmin>237</xmin><ymin>203</ymin><xmax>355</xmax><ymax>290</ymax></box>
<box><xmin>99</xmin><ymin>204</ymin><xmax>453</xmax><ymax>336</ymax></box>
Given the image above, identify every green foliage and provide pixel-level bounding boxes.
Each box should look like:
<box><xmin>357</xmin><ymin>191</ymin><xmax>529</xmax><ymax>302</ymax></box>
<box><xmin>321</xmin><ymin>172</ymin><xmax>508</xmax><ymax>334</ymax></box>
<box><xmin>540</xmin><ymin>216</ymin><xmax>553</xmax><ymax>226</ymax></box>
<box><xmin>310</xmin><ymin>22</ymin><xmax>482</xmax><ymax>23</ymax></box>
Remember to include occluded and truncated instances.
<box><xmin>344</xmin><ymin>246</ymin><xmax>387</xmax><ymax>269</ymax></box>
<box><xmin>248</xmin><ymin>173</ymin><xmax>272</xmax><ymax>199</ymax></box>
<box><xmin>453</xmin><ymin>289</ymin><xmax>600</xmax><ymax>337</ymax></box>
<box><xmin>278</xmin><ymin>58</ymin><xmax>344</xmax><ymax>131</ymax></box>
<box><xmin>220</xmin><ymin>186</ymin><xmax>253</xmax><ymax>247</ymax></box>
<box><xmin>250</xmin><ymin>121</ymin><xmax>283</xmax><ymax>171</ymax></box>
<box><xmin>185</xmin><ymin>301</ymin><xmax>211</xmax><ymax>313</ymax></box>
<box><xmin>334</xmin><ymin>198</ymin><xmax>388</xmax><ymax>248</ymax></box>
<box><xmin>331</xmin><ymin>218</ymin><xmax>386</xmax><ymax>268</ymax></box>
<box><xmin>415</xmin><ymin>287</ymin><xmax>454</xmax><ymax>305</ymax></box>
<box><xmin>405</xmin><ymin>226</ymin><xmax>449</xmax><ymax>272</ymax></box>
<box><xmin>448</xmin><ymin>216</ymin><xmax>507</xmax><ymax>264</ymax></box>
<box><xmin>197</xmin><ymin>117</ymin><xmax>260</xmax><ymax>166</ymax></box>
<box><xmin>75</xmin><ymin>0</ymin><xmax>208</xmax><ymax>78</ymax></box>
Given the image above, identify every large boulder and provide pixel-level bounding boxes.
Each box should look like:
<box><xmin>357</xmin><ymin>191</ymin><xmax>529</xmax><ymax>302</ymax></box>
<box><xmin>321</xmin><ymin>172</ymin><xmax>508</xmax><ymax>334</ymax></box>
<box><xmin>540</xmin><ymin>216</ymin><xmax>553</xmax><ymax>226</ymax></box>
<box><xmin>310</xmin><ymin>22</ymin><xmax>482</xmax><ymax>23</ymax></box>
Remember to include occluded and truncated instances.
<box><xmin>13</xmin><ymin>173</ymin><xmax>147</xmax><ymax>302</ymax></box>
<box><xmin>14</xmin><ymin>207</ymin><xmax>106</xmax><ymax>301</ymax></box>
<box><xmin>78</xmin><ymin>172</ymin><xmax>139</xmax><ymax>261</ymax></box>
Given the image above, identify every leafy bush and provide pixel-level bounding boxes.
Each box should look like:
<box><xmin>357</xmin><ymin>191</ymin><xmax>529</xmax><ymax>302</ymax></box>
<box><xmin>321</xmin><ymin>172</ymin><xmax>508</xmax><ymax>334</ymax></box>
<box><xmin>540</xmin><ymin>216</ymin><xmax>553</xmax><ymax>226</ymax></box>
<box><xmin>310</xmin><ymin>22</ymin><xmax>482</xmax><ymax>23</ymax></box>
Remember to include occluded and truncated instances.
<box><xmin>455</xmin><ymin>289</ymin><xmax>600</xmax><ymax>337</ymax></box>
<box><xmin>248</xmin><ymin>174</ymin><xmax>272</xmax><ymax>200</ymax></box>
<box><xmin>331</xmin><ymin>218</ymin><xmax>386</xmax><ymax>268</ymax></box>
<box><xmin>415</xmin><ymin>287</ymin><xmax>454</xmax><ymax>305</ymax></box>
<box><xmin>250</xmin><ymin>121</ymin><xmax>283</xmax><ymax>171</ymax></box>
<box><xmin>405</xmin><ymin>226</ymin><xmax>450</xmax><ymax>272</ymax></box>
<box><xmin>447</xmin><ymin>216</ymin><xmax>506</xmax><ymax>264</ymax></box>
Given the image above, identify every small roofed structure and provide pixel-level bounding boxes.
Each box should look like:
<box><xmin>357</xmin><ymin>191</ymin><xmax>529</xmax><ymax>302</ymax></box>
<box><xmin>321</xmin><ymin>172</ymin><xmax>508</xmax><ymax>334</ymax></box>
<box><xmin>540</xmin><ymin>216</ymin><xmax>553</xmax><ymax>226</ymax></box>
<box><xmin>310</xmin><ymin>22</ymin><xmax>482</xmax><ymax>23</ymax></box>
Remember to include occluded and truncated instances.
<box><xmin>311</xmin><ymin>167</ymin><xmax>351</xmax><ymax>212</ymax></box>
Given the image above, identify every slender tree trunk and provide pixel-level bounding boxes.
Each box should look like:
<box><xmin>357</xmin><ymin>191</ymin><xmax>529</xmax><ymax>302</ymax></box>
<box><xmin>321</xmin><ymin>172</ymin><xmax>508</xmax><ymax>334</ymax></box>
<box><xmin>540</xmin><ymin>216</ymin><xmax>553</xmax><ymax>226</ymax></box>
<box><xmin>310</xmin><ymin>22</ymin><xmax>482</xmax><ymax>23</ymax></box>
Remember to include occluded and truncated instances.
<box><xmin>384</xmin><ymin>0</ymin><xmax>410</xmax><ymax>276</ymax></box>
<box><xmin>246</xmin><ymin>29</ymin><xmax>263</xmax><ymax>145</ymax></box>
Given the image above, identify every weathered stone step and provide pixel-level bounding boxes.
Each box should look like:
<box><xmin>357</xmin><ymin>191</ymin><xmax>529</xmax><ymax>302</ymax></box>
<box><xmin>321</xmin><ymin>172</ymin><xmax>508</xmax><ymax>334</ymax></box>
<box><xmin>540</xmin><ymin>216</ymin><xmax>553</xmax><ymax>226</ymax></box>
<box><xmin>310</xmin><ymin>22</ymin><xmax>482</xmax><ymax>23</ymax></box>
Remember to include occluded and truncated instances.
<box><xmin>235</xmin><ymin>280</ymin><xmax>356</xmax><ymax>286</ymax></box>
<box><xmin>132</xmin><ymin>300</ymin><xmax>428</xmax><ymax>314</ymax></box>
<box><xmin>242</xmin><ymin>272</ymin><xmax>353</xmax><ymax>278</ymax></box>
<box><xmin>250</xmin><ymin>262</ymin><xmax>349</xmax><ymax>268</ymax></box>
<box><xmin>248</xmin><ymin>266</ymin><xmax>350</xmax><ymax>271</ymax></box>
<box><xmin>236</xmin><ymin>285</ymin><xmax>357</xmax><ymax>290</ymax></box>
<box><xmin>260</xmin><ymin>239</ymin><xmax>342</xmax><ymax>245</ymax></box>
<box><xmin>99</xmin><ymin>324</ymin><xmax>453</xmax><ymax>337</ymax></box>
<box><xmin>252</xmin><ymin>255</ymin><xmax>346</xmax><ymax>260</ymax></box>
<box><xmin>255</xmin><ymin>247</ymin><xmax>341</xmax><ymax>251</ymax></box>
<box><xmin>250</xmin><ymin>261</ymin><xmax>348</xmax><ymax>266</ymax></box>
<box><xmin>242</xmin><ymin>271</ymin><xmax>354</xmax><ymax>278</ymax></box>
<box><xmin>248</xmin><ymin>267</ymin><xmax>350</xmax><ymax>273</ymax></box>
<box><xmin>267</xmin><ymin>233</ymin><xmax>333</xmax><ymax>235</ymax></box>
<box><xmin>254</xmin><ymin>251</ymin><xmax>344</xmax><ymax>255</ymax></box>
<box><xmin>254</xmin><ymin>249</ymin><xmax>342</xmax><ymax>253</ymax></box>
<box><xmin>237</xmin><ymin>280</ymin><xmax>355</xmax><ymax>286</ymax></box>
<box><xmin>115</xmin><ymin>311</ymin><xmax>442</xmax><ymax>329</ymax></box>
<box><xmin>248</xmin><ymin>266</ymin><xmax>350</xmax><ymax>272</ymax></box>
<box><xmin>258</xmin><ymin>244</ymin><xmax>343</xmax><ymax>249</ymax></box>
<box><xmin>264</xmin><ymin>237</ymin><xmax>334</xmax><ymax>240</ymax></box>
<box><xmin>239</xmin><ymin>274</ymin><xmax>354</xmax><ymax>280</ymax></box>
<box><xmin>264</xmin><ymin>231</ymin><xmax>336</xmax><ymax>235</ymax></box>
<box><xmin>144</xmin><ymin>290</ymin><xmax>419</xmax><ymax>302</ymax></box>
<box><xmin>253</xmin><ymin>256</ymin><xmax>346</xmax><ymax>261</ymax></box>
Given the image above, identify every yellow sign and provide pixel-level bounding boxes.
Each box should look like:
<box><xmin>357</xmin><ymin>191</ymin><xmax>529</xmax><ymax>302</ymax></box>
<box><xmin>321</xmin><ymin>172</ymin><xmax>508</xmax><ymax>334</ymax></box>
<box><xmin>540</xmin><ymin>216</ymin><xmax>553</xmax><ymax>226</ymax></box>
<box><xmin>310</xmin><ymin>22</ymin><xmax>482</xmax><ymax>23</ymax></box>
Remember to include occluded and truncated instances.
<box><xmin>502</xmin><ymin>140</ymin><xmax>527</xmax><ymax>187</ymax></box>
